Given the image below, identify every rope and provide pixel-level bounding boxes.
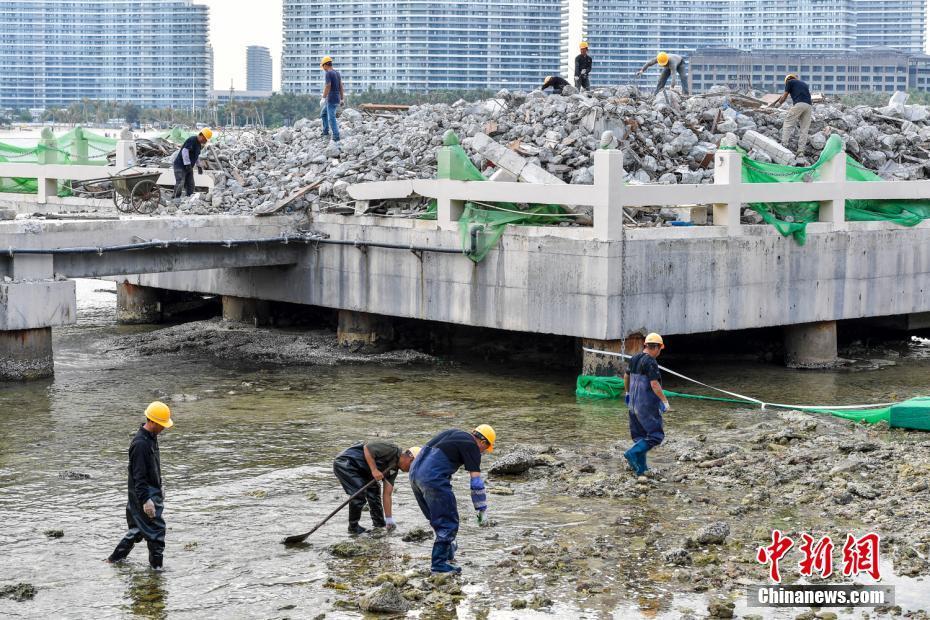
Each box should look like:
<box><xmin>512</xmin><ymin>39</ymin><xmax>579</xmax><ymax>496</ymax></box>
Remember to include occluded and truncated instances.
<box><xmin>469</xmin><ymin>200</ymin><xmax>580</xmax><ymax>218</ymax></box>
<box><xmin>581</xmin><ymin>346</ymin><xmax>896</xmax><ymax>411</ymax></box>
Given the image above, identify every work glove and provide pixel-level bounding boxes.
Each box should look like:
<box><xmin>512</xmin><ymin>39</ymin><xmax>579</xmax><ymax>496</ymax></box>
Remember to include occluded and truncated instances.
<box><xmin>197</xmin><ymin>165</ymin><xmax>203</xmax><ymax>175</ymax></box>
<box><xmin>470</xmin><ymin>476</ymin><xmax>488</xmax><ymax>512</ymax></box>
<box><xmin>385</xmin><ymin>516</ymin><xmax>396</xmax><ymax>531</ymax></box>
<box><xmin>319</xmin><ymin>98</ymin><xmax>326</xmax><ymax>109</ymax></box>
<box><xmin>660</xmin><ymin>401</ymin><xmax>671</xmax><ymax>413</ymax></box>
<box><xmin>624</xmin><ymin>393</ymin><xmax>630</xmax><ymax>407</ymax></box>
<box><xmin>476</xmin><ymin>509</ymin><xmax>490</xmax><ymax>527</ymax></box>
<box><xmin>143</xmin><ymin>498</ymin><xmax>156</xmax><ymax>519</ymax></box>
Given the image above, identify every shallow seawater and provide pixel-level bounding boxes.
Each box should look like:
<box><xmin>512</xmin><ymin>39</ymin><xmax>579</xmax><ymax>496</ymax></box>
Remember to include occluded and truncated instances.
<box><xmin>1</xmin><ymin>279</ymin><xmax>929</xmax><ymax>618</ymax></box>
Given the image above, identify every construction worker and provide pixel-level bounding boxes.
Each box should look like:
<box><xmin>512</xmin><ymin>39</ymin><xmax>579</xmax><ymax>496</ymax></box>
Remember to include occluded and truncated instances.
<box><xmin>574</xmin><ymin>42</ymin><xmax>592</xmax><ymax>90</ymax></box>
<box><xmin>637</xmin><ymin>52</ymin><xmax>690</xmax><ymax>96</ymax></box>
<box><xmin>768</xmin><ymin>74</ymin><xmax>813</xmax><ymax>154</ymax></box>
<box><xmin>320</xmin><ymin>56</ymin><xmax>344</xmax><ymax>142</ymax></box>
<box><xmin>541</xmin><ymin>75</ymin><xmax>571</xmax><ymax>95</ymax></box>
<box><xmin>106</xmin><ymin>402</ymin><xmax>174</xmax><ymax>569</ymax></box>
<box><xmin>333</xmin><ymin>442</ymin><xmax>420</xmax><ymax>534</ymax></box>
<box><xmin>409</xmin><ymin>425</ymin><xmax>496</xmax><ymax>574</ymax></box>
<box><xmin>172</xmin><ymin>128</ymin><xmax>212</xmax><ymax>199</ymax></box>
<box><xmin>622</xmin><ymin>334</ymin><xmax>671</xmax><ymax>476</ymax></box>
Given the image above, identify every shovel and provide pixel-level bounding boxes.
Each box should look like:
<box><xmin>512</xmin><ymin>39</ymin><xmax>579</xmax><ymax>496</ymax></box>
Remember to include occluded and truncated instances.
<box><xmin>281</xmin><ymin>469</ymin><xmax>396</xmax><ymax>545</ymax></box>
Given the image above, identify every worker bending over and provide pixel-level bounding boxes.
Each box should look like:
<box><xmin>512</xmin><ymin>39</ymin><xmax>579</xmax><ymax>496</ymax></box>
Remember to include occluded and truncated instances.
<box><xmin>638</xmin><ymin>52</ymin><xmax>690</xmax><ymax>96</ymax></box>
<box><xmin>333</xmin><ymin>442</ymin><xmax>420</xmax><ymax>534</ymax></box>
<box><xmin>622</xmin><ymin>334</ymin><xmax>671</xmax><ymax>476</ymax></box>
<box><xmin>768</xmin><ymin>74</ymin><xmax>813</xmax><ymax>154</ymax></box>
<box><xmin>409</xmin><ymin>425</ymin><xmax>496</xmax><ymax>574</ymax></box>
<box><xmin>574</xmin><ymin>42</ymin><xmax>592</xmax><ymax>90</ymax></box>
<box><xmin>106</xmin><ymin>402</ymin><xmax>174</xmax><ymax>569</ymax></box>
<box><xmin>541</xmin><ymin>75</ymin><xmax>571</xmax><ymax>95</ymax></box>
<box><xmin>172</xmin><ymin>128</ymin><xmax>212</xmax><ymax>199</ymax></box>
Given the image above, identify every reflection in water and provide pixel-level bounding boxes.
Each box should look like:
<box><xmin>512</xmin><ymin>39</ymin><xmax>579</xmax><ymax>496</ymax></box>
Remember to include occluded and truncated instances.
<box><xmin>124</xmin><ymin>569</ymin><xmax>167</xmax><ymax>620</ymax></box>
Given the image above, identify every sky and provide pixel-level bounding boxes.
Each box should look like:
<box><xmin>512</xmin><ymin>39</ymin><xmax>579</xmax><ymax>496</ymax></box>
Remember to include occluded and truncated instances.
<box><xmin>200</xmin><ymin>0</ymin><xmax>283</xmax><ymax>93</ymax></box>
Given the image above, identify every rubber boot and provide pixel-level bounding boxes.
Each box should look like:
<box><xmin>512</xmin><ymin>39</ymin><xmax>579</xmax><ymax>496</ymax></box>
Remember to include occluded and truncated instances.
<box><xmin>348</xmin><ymin>503</ymin><xmax>367</xmax><ymax>535</ymax></box>
<box><xmin>624</xmin><ymin>440</ymin><xmax>649</xmax><ymax>475</ymax></box>
<box><xmin>430</xmin><ymin>541</ymin><xmax>461</xmax><ymax>574</ymax></box>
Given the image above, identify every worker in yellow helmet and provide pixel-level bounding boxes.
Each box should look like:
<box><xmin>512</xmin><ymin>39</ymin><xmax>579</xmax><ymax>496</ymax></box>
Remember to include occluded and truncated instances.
<box><xmin>574</xmin><ymin>42</ymin><xmax>592</xmax><ymax>90</ymax></box>
<box><xmin>409</xmin><ymin>424</ymin><xmax>496</xmax><ymax>574</ymax></box>
<box><xmin>106</xmin><ymin>402</ymin><xmax>174</xmax><ymax>569</ymax></box>
<box><xmin>320</xmin><ymin>55</ymin><xmax>344</xmax><ymax>142</ymax></box>
<box><xmin>172</xmin><ymin>127</ymin><xmax>212</xmax><ymax>199</ymax></box>
<box><xmin>622</xmin><ymin>333</ymin><xmax>670</xmax><ymax>476</ymax></box>
<box><xmin>637</xmin><ymin>52</ymin><xmax>690</xmax><ymax>96</ymax></box>
<box><xmin>766</xmin><ymin>74</ymin><xmax>813</xmax><ymax>155</ymax></box>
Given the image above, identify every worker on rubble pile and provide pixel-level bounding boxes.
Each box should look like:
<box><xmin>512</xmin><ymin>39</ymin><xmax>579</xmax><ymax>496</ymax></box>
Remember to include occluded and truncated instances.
<box><xmin>541</xmin><ymin>75</ymin><xmax>571</xmax><ymax>95</ymax></box>
<box><xmin>320</xmin><ymin>56</ymin><xmax>344</xmax><ymax>143</ymax></box>
<box><xmin>622</xmin><ymin>333</ymin><xmax>671</xmax><ymax>476</ymax></box>
<box><xmin>409</xmin><ymin>425</ymin><xmax>496</xmax><ymax>574</ymax></box>
<box><xmin>105</xmin><ymin>402</ymin><xmax>174</xmax><ymax>569</ymax></box>
<box><xmin>574</xmin><ymin>42</ymin><xmax>592</xmax><ymax>90</ymax></box>
<box><xmin>333</xmin><ymin>442</ymin><xmax>420</xmax><ymax>534</ymax></box>
<box><xmin>637</xmin><ymin>52</ymin><xmax>690</xmax><ymax>96</ymax></box>
<box><xmin>767</xmin><ymin>74</ymin><xmax>813</xmax><ymax>155</ymax></box>
<box><xmin>172</xmin><ymin>127</ymin><xmax>212</xmax><ymax>199</ymax></box>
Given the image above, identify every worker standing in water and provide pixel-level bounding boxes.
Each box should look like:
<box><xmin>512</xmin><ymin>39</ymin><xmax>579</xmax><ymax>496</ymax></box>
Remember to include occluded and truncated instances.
<box><xmin>622</xmin><ymin>334</ymin><xmax>671</xmax><ymax>476</ymax></box>
<box><xmin>409</xmin><ymin>425</ymin><xmax>496</xmax><ymax>574</ymax></box>
<box><xmin>574</xmin><ymin>42</ymin><xmax>592</xmax><ymax>90</ymax></box>
<box><xmin>637</xmin><ymin>52</ymin><xmax>690</xmax><ymax>96</ymax></box>
<box><xmin>332</xmin><ymin>442</ymin><xmax>420</xmax><ymax>534</ymax></box>
<box><xmin>106</xmin><ymin>402</ymin><xmax>174</xmax><ymax>569</ymax></box>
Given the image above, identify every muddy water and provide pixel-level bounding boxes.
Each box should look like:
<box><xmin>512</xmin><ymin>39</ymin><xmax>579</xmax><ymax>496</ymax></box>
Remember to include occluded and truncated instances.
<box><xmin>1</xmin><ymin>280</ymin><xmax>929</xmax><ymax>618</ymax></box>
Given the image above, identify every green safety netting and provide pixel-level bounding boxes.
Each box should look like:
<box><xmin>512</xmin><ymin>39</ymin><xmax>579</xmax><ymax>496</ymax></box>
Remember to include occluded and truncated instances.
<box><xmin>159</xmin><ymin>127</ymin><xmax>197</xmax><ymax>144</ymax></box>
<box><xmin>421</xmin><ymin>131</ymin><xmax>569</xmax><ymax>261</ymax></box>
<box><xmin>0</xmin><ymin>128</ymin><xmax>118</xmax><ymax>195</ymax></box>
<box><xmin>728</xmin><ymin>134</ymin><xmax>930</xmax><ymax>244</ymax></box>
<box><xmin>575</xmin><ymin>375</ymin><xmax>930</xmax><ymax>431</ymax></box>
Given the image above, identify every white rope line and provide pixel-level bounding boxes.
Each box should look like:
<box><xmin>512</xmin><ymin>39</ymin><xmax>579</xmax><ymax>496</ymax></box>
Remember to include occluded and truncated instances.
<box><xmin>582</xmin><ymin>347</ymin><xmax>897</xmax><ymax>411</ymax></box>
<box><xmin>469</xmin><ymin>200</ymin><xmax>582</xmax><ymax>218</ymax></box>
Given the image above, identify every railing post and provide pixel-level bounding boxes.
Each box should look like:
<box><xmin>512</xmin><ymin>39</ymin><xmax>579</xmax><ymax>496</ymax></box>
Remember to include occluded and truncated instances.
<box><xmin>593</xmin><ymin>149</ymin><xmax>624</xmax><ymax>241</ymax></box>
<box><xmin>437</xmin><ymin>195</ymin><xmax>465</xmax><ymax>231</ymax></box>
<box><xmin>819</xmin><ymin>140</ymin><xmax>847</xmax><ymax>230</ymax></box>
<box><xmin>116</xmin><ymin>128</ymin><xmax>136</xmax><ymax>169</ymax></box>
<box><xmin>36</xmin><ymin>127</ymin><xmax>58</xmax><ymax>204</ymax></box>
<box><xmin>713</xmin><ymin>149</ymin><xmax>743</xmax><ymax>233</ymax></box>
<box><xmin>71</xmin><ymin>126</ymin><xmax>89</xmax><ymax>165</ymax></box>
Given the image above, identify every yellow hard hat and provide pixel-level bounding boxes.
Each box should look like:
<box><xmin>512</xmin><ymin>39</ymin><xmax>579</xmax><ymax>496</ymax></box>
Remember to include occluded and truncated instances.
<box><xmin>320</xmin><ymin>56</ymin><xmax>333</xmax><ymax>67</ymax></box>
<box><xmin>580</xmin><ymin>41</ymin><xmax>589</xmax><ymax>49</ymax></box>
<box><xmin>407</xmin><ymin>446</ymin><xmax>421</xmax><ymax>459</ymax></box>
<box><xmin>199</xmin><ymin>127</ymin><xmax>213</xmax><ymax>140</ymax></box>
<box><xmin>657</xmin><ymin>52</ymin><xmax>669</xmax><ymax>66</ymax></box>
<box><xmin>145</xmin><ymin>401</ymin><xmax>174</xmax><ymax>429</ymax></box>
<box><xmin>473</xmin><ymin>424</ymin><xmax>496</xmax><ymax>452</ymax></box>
<box><xmin>785</xmin><ymin>73</ymin><xmax>798</xmax><ymax>83</ymax></box>
<box><xmin>645</xmin><ymin>332</ymin><xmax>665</xmax><ymax>348</ymax></box>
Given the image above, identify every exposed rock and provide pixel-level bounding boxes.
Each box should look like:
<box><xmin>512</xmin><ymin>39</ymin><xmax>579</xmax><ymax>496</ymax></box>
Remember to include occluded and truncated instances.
<box><xmin>358</xmin><ymin>582</ymin><xmax>410</xmax><ymax>613</ymax></box>
<box><xmin>696</xmin><ymin>521</ymin><xmax>730</xmax><ymax>545</ymax></box>
<box><xmin>401</xmin><ymin>526</ymin><xmax>434</xmax><ymax>542</ymax></box>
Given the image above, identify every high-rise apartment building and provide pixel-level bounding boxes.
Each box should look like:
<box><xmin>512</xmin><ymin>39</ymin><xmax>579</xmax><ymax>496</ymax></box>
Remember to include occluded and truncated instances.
<box><xmin>0</xmin><ymin>0</ymin><xmax>212</xmax><ymax>110</ymax></box>
<box><xmin>282</xmin><ymin>0</ymin><xmax>563</xmax><ymax>93</ymax></box>
<box><xmin>247</xmin><ymin>45</ymin><xmax>273</xmax><ymax>92</ymax></box>
<box><xmin>855</xmin><ymin>0</ymin><xmax>927</xmax><ymax>50</ymax></box>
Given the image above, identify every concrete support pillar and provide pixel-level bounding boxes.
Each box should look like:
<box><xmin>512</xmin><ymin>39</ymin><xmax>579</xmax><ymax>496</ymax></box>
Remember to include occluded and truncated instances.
<box><xmin>222</xmin><ymin>295</ymin><xmax>271</xmax><ymax>326</ymax></box>
<box><xmin>784</xmin><ymin>321</ymin><xmax>838</xmax><ymax>369</ymax></box>
<box><xmin>337</xmin><ymin>310</ymin><xmax>394</xmax><ymax>351</ymax></box>
<box><xmin>116</xmin><ymin>282</ymin><xmax>164</xmax><ymax>324</ymax></box>
<box><xmin>581</xmin><ymin>335</ymin><xmax>644</xmax><ymax>376</ymax></box>
<box><xmin>0</xmin><ymin>327</ymin><xmax>53</xmax><ymax>380</ymax></box>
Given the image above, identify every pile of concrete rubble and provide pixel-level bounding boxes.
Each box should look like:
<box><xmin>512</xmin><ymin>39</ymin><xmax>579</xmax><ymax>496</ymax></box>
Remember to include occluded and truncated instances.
<box><xmin>150</xmin><ymin>86</ymin><xmax>930</xmax><ymax>220</ymax></box>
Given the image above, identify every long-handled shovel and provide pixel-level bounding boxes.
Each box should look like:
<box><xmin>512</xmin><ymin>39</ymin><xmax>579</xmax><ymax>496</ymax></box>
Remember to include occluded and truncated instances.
<box><xmin>281</xmin><ymin>470</ymin><xmax>396</xmax><ymax>545</ymax></box>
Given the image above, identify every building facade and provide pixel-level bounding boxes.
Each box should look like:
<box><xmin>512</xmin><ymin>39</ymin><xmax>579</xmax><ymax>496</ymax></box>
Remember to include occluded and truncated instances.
<box><xmin>282</xmin><ymin>0</ymin><xmax>563</xmax><ymax>93</ymax></box>
<box><xmin>0</xmin><ymin>0</ymin><xmax>212</xmax><ymax>110</ymax></box>
<box><xmin>247</xmin><ymin>45</ymin><xmax>273</xmax><ymax>92</ymax></box>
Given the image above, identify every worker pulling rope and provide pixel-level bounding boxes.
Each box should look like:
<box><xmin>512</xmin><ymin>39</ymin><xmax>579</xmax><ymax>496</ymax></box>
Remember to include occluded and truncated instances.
<box><xmin>578</xmin><ymin>346</ymin><xmax>930</xmax><ymax>431</ymax></box>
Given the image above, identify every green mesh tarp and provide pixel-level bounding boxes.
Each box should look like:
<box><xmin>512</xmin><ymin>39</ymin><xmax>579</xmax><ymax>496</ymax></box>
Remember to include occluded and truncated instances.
<box><xmin>0</xmin><ymin>128</ymin><xmax>117</xmax><ymax>195</ymax></box>
<box><xmin>575</xmin><ymin>375</ymin><xmax>930</xmax><ymax>431</ymax></box>
<box><xmin>159</xmin><ymin>127</ymin><xmax>197</xmax><ymax>144</ymax></box>
<box><xmin>729</xmin><ymin>134</ymin><xmax>930</xmax><ymax>244</ymax></box>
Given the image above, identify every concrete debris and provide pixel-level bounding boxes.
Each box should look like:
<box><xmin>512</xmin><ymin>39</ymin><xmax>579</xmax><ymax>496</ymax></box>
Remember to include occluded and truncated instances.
<box><xmin>138</xmin><ymin>86</ymin><xmax>930</xmax><ymax>221</ymax></box>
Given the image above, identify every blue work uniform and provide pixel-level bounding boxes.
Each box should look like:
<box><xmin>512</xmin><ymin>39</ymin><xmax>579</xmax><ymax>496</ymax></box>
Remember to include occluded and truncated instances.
<box><xmin>409</xmin><ymin>429</ymin><xmax>482</xmax><ymax>573</ymax></box>
<box><xmin>321</xmin><ymin>69</ymin><xmax>342</xmax><ymax>141</ymax></box>
<box><xmin>624</xmin><ymin>352</ymin><xmax>665</xmax><ymax>474</ymax></box>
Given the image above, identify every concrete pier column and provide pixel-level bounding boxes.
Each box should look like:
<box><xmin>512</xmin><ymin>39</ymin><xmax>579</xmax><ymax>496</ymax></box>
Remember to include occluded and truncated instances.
<box><xmin>337</xmin><ymin>310</ymin><xmax>394</xmax><ymax>350</ymax></box>
<box><xmin>784</xmin><ymin>321</ymin><xmax>838</xmax><ymax>369</ymax></box>
<box><xmin>117</xmin><ymin>282</ymin><xmax>164</xmax><ymax>324</ymax></box>
<box><xmin>222</xmin><ymin>295</ymin><xmax>271</xmax><ymax>326</ymax></box>
<box><xmin>581</xmin><ymin>334</ymin><xmax>644</xmax><ymax>376</ymax></box>
<box><xmin>0</xmin><ymin>327</ymin><xmax>53</xmax><ymax>380</ymax></box>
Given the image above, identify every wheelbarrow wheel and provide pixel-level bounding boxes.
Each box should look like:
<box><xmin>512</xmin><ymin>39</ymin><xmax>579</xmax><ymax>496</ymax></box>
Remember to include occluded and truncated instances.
<box><xmin>114</xmin><ymin>189</ymin><xmax>134</xmax><ymax>213</ymax></box>
<box><xmin>132</xmin><ymin>180</ymin><xmax>162</xmax><ymax>214</ymax></box>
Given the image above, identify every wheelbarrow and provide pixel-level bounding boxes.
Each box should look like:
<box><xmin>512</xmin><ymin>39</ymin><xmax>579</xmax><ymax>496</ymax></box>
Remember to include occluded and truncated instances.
<box><xmin>110</xmin><ymin>170</ymin><xmax>164</xmax><ymax>214</ymax></box>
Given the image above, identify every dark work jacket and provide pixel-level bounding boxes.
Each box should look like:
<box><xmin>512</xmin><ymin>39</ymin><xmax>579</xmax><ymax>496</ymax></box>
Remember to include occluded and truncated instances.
<box><xmin>127</xmin><ymin>426</ymin><xmax>162</xmax><ymax>513</ymax></box>
<box><xmin>173</xmin><ymin>135</ymin><xmax>202</xmax><ymax>168</ymax></box>
<box><xmin>575</xmin><ymin>54</ymin><xmax>593</xmax><ymax>78</ymax></box>
<box><xmin>542</xmin><ymin>76</ymin><xmax>571</xmax><ymax>93</ymax></box>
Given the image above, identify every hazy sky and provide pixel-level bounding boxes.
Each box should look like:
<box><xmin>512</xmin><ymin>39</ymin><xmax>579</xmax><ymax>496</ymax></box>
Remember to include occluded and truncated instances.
<box><xmin>200</xmin><ymin>0</ymin><xmax>283</xmax><ymax>92</ymax></box>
